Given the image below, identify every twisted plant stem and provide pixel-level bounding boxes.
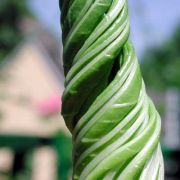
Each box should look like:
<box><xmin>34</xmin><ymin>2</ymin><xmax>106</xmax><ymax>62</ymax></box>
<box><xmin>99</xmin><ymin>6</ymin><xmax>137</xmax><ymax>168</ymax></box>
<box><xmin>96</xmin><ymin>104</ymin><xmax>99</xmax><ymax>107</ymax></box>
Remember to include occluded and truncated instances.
<box><xmin>60</xmin><ymin>0</ymin><xmax>164</xmax><ymax>179</ymax></box>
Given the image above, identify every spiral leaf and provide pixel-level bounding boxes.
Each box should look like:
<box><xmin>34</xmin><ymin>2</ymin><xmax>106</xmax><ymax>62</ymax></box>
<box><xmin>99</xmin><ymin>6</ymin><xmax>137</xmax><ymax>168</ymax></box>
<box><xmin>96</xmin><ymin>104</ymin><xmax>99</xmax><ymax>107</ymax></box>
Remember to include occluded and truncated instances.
<box><xmin>60</xmin><ymin>0</ymin><xmax>164</xmax><ymax>179</ymax></box>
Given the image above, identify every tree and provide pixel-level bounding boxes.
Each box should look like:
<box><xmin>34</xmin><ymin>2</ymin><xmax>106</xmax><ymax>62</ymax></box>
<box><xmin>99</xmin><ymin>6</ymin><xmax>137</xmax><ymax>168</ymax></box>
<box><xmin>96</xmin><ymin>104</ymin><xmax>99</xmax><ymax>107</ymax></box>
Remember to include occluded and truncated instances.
<box><xmin>141</xmin><ymin>25</ymin><xmax>180</xmax><ymax>90</ymax></box>
<box><xmin>0</xmin><ymin>0</ymin><xmax>32</xmax><ymax>62</ymax></box>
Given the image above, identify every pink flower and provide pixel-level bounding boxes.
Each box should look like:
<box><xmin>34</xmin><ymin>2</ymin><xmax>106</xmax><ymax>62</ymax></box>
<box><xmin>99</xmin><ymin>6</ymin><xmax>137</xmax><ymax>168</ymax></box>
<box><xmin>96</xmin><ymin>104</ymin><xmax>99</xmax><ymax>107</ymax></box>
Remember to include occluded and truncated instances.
<box><xmin>36</xmin><ymin>94</ymin><xmax>61</xmax><ymax>116</ymax></box>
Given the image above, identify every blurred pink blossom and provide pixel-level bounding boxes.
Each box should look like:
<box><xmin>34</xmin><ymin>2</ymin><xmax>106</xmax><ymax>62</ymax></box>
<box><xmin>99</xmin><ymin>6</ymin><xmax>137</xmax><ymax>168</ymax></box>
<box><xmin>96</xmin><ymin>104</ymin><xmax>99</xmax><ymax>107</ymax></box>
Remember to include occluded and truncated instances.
<box><xmin>36</xmin><ymin>94</ymin><xmax>61</xmax><ymax>116</ymax></box>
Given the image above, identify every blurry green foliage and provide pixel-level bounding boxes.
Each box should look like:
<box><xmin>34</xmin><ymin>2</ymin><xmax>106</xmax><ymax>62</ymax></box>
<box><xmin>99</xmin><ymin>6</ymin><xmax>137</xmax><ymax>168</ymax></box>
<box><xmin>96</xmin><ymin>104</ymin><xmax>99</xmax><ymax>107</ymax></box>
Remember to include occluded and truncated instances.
<box><xmin>141</xmin><ymin>26</ymin><xmax>180</xmax><ymax>89</ymax></box>
<box><xmin>53</xmin><ymin>132</ymin><xmax>72</xmax><ymax>180</ymax></box>
<box><xmin>0</xmin><ymin>132</ymin><xmax>72</xmax><ymax>180</ymax></box>
<box><xmin>0</xmin><ymin>0</ymin><xmax>32</xmax><ymax>62</ymax></box>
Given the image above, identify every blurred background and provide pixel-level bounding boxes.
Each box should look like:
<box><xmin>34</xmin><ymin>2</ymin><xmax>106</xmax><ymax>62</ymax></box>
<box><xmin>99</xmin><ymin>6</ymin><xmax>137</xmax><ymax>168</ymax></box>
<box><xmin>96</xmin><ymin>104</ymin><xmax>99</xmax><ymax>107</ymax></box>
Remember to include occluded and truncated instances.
<box><xmin>0</xmin><ymin>0</ymin><xmax>179</xmax><ymax>179</ymax></box>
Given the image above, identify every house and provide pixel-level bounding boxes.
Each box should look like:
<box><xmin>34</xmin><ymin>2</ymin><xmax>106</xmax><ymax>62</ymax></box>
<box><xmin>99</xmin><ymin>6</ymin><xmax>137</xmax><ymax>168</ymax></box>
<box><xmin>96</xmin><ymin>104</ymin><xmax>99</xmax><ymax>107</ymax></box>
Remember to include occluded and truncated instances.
<box><xmin>0</xmin><ymin>37</ymin><xmax>72</xmax><ymax>179</ymax></box>
<box><xmin>0</xmin><ymin>39</ymin><xmax>67</xmax><ymax>136</ymax></box>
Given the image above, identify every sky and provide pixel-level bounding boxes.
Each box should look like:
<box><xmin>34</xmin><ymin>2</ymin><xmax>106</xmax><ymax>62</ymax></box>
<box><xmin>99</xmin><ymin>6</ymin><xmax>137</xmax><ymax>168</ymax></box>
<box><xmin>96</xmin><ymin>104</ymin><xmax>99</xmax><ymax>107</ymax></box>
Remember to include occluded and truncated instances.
<box><xmin>28</xmin><ymin>0</ymin><xmax>180</xmax><ymax>57</ymax></box>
